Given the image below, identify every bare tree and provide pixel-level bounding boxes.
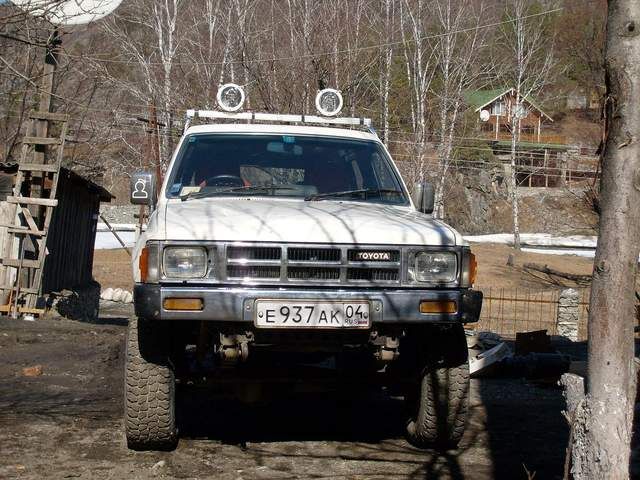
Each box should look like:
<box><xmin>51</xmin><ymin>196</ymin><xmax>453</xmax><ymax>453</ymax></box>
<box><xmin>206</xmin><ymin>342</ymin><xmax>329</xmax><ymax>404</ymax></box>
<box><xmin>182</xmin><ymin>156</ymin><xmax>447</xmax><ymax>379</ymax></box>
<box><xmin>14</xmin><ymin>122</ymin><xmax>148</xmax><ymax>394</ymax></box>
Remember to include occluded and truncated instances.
<box><xmin>399</xmin><ymin>0</ymin><xmax>438</xmax><ymax>187</ymax></box>
<box><xmin>566</xmin><ymin>1</ymin><xmax>640</xmax><ymax>478</ymax></box>
<box><xmin>375</xmin><ymin>0</ymin><xmax>395</xmax><ymax>146</ymax></box>
<box><xmin>98</xmin><ymin>0</ymin><xmax>185</xmax><ymax>170</ymax></box>
<box><xmin>500</xmin><ymin>0</ymin><xmax>556</xmax><ymax>249</ymax></box>
<box><xmin>432</xmin><ymin>0</ymin><xmax>490</xmax><ymax>219</ymax></box>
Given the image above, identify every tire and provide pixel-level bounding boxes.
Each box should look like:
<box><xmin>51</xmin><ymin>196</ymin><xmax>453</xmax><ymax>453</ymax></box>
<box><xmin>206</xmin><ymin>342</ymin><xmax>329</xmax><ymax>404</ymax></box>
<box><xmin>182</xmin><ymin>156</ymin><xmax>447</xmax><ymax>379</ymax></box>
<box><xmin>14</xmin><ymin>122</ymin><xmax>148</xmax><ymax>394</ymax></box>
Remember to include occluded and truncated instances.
<box><xmin>124</xmin><ymin>318</ymin><xmax>177</xmax><ymax>450</ymax></box>
<box><xmin>404</xmin><ymin>325</ymin><xmax>469</xmax><ymax>449</ymax></box>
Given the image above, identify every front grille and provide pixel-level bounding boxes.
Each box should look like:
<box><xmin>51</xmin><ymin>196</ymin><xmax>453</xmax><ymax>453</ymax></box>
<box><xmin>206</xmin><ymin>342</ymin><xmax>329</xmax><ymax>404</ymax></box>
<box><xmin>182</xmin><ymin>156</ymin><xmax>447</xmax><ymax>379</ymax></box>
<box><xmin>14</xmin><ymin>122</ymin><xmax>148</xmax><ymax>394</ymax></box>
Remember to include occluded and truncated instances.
<box><xmin>227</xmin><ymin>265</ymin><xmax>281</xmax><ymax>279</ymax></box>
<box><xmin>348</xmin><ymin>268</ymin><xmax>399</xmax><ymax>282</ymax></box>
<box><xmin>228</xmin><ymin>246</ymin><xmax>281</xmax><ymax>261</ymax></box>
<box><xmin>289</xmin><ymin>247</ymin><xmax>340</xmax><ymax>262</ymax></box>
<box><xmin>288</xmin><ymin>266</ymin><xmax>341</xmax><ymax>281</ymax></box>
<box><xmin>221</xmin><ymin>244</ymin><xmax>401</xmax><ymax>285</ymax></box>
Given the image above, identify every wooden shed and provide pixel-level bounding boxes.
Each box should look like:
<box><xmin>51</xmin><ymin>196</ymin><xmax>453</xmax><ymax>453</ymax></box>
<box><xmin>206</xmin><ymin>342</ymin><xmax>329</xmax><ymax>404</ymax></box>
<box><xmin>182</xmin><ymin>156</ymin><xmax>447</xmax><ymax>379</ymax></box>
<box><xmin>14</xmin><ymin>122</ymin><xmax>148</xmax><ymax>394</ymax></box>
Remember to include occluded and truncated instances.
<box><xmin>0</xmin><ymin>164</ymin><xmax>113</xmax><ymax>298</ymax></box>
<box><xmin>41</xmin><ymin>168</ymin><xmax>113</xmax><ymax>293</ymax></box>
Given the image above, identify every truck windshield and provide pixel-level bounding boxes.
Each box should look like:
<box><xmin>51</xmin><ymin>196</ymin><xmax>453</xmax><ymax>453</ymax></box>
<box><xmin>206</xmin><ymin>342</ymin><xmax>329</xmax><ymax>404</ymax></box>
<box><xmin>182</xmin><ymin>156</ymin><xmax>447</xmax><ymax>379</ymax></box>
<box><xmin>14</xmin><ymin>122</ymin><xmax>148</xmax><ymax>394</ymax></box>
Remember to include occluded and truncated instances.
<box><xmin>166</xmin><ymin>134</ymin><xmax>409</xmax><ymax>205</ymax></box>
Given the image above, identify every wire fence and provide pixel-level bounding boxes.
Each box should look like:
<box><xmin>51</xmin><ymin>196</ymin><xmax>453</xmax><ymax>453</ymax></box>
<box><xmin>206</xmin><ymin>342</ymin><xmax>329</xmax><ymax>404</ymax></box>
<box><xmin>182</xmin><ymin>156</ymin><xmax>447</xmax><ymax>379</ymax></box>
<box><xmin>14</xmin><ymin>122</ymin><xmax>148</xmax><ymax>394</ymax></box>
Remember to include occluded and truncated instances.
<box><xmin>473</xmin><ymin>286</ymin><xmax>591</xmax><ymax>341</ymax></box>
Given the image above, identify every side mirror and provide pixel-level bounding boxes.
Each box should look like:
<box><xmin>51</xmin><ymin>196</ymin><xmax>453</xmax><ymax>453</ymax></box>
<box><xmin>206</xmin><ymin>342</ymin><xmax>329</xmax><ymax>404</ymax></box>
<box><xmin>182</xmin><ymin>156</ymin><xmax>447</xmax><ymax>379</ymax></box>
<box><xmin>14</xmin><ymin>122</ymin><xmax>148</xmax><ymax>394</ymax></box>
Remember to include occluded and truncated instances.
<box><xmin>130</xmin><ymin>172</ymin><xmax>156</xmax><ymax>206</ymax></box>
<box><xmin>412</xmin><ymin>181</ymin><xmax>435</xmax><ymax>214</ymax></box>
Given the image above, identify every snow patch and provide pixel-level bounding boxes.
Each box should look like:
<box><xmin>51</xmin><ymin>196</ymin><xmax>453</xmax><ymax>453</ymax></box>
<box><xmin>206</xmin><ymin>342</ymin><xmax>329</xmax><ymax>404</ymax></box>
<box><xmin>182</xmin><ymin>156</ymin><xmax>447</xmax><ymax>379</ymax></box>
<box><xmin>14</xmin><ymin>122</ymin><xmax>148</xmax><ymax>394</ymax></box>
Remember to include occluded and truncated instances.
<box><xmin>463</xmin><ymin>233</ymin><xmax>597</xmax><ymax>248</ymax></box>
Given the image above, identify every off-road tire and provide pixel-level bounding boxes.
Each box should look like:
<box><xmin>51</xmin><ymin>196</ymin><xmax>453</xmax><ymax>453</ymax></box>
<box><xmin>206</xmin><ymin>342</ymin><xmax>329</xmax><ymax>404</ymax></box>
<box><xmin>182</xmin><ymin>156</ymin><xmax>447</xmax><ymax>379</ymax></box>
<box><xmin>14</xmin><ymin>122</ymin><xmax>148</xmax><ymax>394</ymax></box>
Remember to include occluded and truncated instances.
<box><xmin>404</xmin><ymin>325</ymin><xmax>469</xmax><ymax>449</ymax></box>
<box><xmin>124</xmin><ymin>318</ymin><xmax>177</xmax><ymax>450</ymax></box>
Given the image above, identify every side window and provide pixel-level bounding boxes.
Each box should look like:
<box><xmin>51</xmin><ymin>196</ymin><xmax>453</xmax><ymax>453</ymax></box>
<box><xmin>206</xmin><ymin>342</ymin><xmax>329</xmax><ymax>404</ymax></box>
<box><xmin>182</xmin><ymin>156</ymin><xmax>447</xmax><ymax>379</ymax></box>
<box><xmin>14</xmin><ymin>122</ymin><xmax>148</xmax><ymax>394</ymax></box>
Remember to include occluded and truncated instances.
<box><xmin>371</xmin><ymin>153</ymin><xmax>397</xmax><ymax>189</ymax></box>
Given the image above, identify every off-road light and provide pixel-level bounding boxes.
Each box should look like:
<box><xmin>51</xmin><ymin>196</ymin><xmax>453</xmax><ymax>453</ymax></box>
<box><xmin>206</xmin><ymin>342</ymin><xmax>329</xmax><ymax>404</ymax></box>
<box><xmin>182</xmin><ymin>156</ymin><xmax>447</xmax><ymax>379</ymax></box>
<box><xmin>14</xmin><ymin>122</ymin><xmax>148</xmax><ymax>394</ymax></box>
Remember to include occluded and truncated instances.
<box><xmin>315</xmin><ymin>88</ymin><xmax>343</xmax><ymax>117</ymax></box>
<box><xmin>217</xmin><ymin>83</ymin><xmax>245</xmax><ymax>112</ymax></box>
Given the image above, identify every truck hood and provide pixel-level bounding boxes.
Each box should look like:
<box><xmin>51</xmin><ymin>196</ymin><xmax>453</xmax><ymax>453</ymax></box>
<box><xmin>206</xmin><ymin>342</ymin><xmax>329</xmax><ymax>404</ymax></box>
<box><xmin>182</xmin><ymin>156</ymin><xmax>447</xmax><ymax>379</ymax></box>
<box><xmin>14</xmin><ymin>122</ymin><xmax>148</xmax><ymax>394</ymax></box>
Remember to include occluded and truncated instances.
<box><xmin>157</xmin><ymin>198</ymin><xmax>462</xmax><ymax>246</ymax></box>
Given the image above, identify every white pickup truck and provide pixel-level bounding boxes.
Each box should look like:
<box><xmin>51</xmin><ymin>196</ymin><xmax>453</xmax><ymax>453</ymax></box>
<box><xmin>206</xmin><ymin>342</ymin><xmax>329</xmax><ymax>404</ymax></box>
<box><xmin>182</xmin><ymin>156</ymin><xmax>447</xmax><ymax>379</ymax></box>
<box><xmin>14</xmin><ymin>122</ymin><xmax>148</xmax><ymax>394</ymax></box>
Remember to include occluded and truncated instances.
<box><xmin>125</xmin><ymin>87</ymin><xmax>482</xmax><ymax>451</ymax></box>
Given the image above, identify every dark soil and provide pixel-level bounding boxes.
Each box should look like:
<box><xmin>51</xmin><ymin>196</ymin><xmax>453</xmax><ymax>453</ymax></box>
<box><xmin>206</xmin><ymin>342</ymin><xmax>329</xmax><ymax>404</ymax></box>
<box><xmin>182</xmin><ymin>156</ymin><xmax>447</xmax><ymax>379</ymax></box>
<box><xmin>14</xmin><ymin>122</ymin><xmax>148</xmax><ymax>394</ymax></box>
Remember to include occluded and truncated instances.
<box><xmin>0</xmin><ymin>309</ymin><xmax>573</xmax><ymax>480</ymax></box>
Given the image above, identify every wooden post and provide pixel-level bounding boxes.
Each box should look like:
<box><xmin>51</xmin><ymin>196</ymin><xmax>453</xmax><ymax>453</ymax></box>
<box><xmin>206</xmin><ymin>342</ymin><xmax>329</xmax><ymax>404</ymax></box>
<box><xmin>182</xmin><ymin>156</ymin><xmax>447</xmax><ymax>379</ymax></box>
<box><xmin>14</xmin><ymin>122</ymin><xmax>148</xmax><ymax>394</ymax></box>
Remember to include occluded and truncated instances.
<box><xmin>544</xmin><ymin>149</ymin><xmax>549</xmax><ymax>187</ymax></box>
<box><xmin>33</xmin><ymin>29</ymin><xmax>60</xmax><ymax>165</ymax></box>
<box><xmin>567</xmin><ymin>1</ymin><xmax>640</xmax><ymax>477</ymax></box>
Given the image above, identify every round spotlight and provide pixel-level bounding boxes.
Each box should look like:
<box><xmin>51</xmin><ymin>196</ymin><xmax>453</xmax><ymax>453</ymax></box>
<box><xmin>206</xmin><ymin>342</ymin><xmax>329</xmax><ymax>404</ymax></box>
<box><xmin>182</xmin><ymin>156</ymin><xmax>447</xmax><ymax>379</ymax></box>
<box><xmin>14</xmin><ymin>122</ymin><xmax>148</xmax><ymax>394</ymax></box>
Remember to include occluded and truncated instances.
<box><xmin>217</xmin><ymin>83</ymin><xmax>245</xmax><ymax>112</ymax></box>
<box><xmin>315</xmin><ymin>88</ymin><xmax>343</xmax><ymax>117</ymax></box>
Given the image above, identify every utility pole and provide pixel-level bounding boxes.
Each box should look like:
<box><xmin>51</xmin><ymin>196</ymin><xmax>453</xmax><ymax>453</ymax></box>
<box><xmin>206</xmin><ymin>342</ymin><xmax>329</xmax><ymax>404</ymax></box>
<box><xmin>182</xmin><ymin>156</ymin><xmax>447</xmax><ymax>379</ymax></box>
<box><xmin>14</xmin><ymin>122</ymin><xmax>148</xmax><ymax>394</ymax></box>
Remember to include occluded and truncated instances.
<box><xmin>150</xmin><ymin>104</ymin><xmax>163</xmax><ymax>185</ymax></box>
<box><xmin>568</xmin><ymin>1</ymin><xmax>640</xmax><ymax>478</ymax></box>
<box><xmin>23</xmin><ymin>28</ymin><xmax>62</xmax><ymax>307</ymax></box>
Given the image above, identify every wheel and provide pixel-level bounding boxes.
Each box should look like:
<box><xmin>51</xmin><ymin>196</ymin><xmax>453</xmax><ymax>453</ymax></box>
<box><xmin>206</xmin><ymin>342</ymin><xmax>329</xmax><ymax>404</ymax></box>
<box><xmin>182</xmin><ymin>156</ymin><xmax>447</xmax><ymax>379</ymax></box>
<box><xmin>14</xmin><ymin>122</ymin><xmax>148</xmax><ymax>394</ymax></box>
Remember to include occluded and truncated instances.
<box><xmin>404</xmin><ymin>325</ymin><xmax>469</xmax><ymax>449</ymax></box>
<box><xmin>124</xmin><ymin>318</ymin><xmax>177</xmax><ymax>450</ymax></box>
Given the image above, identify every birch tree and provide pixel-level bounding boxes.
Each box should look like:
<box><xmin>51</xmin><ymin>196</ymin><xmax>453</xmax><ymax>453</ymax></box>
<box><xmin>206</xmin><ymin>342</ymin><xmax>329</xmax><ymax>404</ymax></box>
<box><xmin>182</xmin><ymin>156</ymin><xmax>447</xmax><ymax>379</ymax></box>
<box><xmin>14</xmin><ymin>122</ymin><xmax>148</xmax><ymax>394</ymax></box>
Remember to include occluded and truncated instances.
<box><xmin>432</xmin><ymin>0</ymin><xmax>490</xmax><ymax>218</ymax></box>
<box><xmin>376</xmin><ymin>0</ymin><xmax>395</xmax><ymax>146</ymax></box>
<box><xmin>99</xmin><ymin>0</ymin><xmax>185</xmax><ymax>170</ymax></box>
<box><xmin>565</xmin><ymin>2</ymin><xmax>640</xmax><ymax>477</ymax></box>
<box><xmin>500</xmin><ymin>0</ymin><xmax>556</xmax><ymax>249</ymax></box>
<box><xmin>399</xmin><ymin>0</ymin><xmax>438</xmax><ymax>187</ymax></box>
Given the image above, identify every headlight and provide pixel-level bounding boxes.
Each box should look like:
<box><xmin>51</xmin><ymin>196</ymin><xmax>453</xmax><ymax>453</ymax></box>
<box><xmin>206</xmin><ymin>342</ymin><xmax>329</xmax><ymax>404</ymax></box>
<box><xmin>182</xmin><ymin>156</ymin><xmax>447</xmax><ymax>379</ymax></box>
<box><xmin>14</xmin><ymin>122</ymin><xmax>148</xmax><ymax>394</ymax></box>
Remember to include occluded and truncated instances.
<box><xmin>409</xmin><ymin>251</ymin><xmax>457</xmax><ymax>283</ymax></box>
<box><xmin>163</xmin><ymin>247</ymin><xmax>208</xmax><ymax>278</ymax></box>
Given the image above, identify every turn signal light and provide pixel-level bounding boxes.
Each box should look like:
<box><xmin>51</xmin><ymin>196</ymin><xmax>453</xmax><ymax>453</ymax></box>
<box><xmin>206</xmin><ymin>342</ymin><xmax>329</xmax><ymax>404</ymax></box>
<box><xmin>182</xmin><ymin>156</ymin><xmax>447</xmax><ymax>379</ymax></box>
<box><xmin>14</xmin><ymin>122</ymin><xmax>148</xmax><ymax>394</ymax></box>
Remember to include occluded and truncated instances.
<box><xmin>163</xmin><ymin>298</ymin><xmax>204</xmax><ymax>311</ymax></box>
<box><xmin>139</xmin><ymin>247</ymin><xmax>149</xmax><ymax>283</ymax></box>
<box><xmin>419</xmin><ymin>300</ymin><xmax>457</xmax><ymax>314</ymax></box>
<box><xmin>469</xmin><ymin>252</ymin><xmax>478</xmax><ymax>286</ymax></box>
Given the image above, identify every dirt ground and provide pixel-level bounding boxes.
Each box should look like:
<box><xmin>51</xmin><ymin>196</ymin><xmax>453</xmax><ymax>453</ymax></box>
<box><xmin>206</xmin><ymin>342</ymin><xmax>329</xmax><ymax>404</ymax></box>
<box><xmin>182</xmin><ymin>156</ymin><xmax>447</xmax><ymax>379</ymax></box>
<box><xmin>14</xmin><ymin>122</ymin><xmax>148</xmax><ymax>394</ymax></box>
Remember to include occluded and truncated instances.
<box><xmin>0</xmin><ymin>310</ymin><xmax>571</xmax><ymax>480</ymax></box>
<box><xmin>92</xmin><ymin>242</ymin><xmax>598</xmax><ymax>292</ymax></box>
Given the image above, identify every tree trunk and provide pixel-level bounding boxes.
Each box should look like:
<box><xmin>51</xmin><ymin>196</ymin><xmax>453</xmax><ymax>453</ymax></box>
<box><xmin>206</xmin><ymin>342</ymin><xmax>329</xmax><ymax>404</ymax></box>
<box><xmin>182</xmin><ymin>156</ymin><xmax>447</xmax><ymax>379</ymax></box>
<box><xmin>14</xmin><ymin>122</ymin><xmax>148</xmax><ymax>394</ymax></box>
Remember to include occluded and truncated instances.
<box><xmin>570</xmin><ymin>1</ymin><xmax>640</xmax><ymax>478</ymax></box>
<box><xmin>510</xmin><ymin>93</ymin><xmax>521</xmax><ymax>250</ymax></box>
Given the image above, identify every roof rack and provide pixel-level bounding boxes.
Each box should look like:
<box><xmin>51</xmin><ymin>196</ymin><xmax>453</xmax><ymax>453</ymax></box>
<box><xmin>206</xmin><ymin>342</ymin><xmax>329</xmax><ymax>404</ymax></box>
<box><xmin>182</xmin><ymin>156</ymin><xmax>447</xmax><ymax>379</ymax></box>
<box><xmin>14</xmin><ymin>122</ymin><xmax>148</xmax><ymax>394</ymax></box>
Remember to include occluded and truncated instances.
<box><xmin>184</xmin><ymin>109</ymin><xmax>375</xmax><ymax>134</ymax></box>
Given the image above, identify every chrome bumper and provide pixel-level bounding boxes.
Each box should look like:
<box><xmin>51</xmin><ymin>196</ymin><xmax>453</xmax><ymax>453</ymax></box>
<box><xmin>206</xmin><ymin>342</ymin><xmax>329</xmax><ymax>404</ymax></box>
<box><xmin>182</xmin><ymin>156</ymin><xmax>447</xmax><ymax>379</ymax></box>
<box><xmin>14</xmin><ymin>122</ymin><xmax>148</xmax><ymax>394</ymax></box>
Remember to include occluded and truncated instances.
<box><xmin>134</xmin><ymin>284</ymin><xmax>482</xmax><ymax>324</ymax></box>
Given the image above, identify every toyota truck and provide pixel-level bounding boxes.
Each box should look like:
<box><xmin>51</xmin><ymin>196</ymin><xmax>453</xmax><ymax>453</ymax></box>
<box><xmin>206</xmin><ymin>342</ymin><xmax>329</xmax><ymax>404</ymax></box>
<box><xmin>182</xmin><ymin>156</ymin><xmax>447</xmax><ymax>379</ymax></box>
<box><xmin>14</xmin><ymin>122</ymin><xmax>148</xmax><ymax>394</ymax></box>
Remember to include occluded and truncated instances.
<box><xmin>126</xmin><ymin>86</ymin><xmax>482</xmax><ymax>451</ymax></box>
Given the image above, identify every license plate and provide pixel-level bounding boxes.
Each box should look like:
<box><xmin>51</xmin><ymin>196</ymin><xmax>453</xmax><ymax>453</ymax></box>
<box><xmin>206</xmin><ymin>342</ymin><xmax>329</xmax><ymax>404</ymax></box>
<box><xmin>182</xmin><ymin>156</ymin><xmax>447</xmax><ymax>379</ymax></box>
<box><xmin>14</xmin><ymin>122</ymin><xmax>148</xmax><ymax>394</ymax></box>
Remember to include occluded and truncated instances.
<box><xmin>254</xmin><ymin>301</ymin><xmax>370</xmax><ymax>328</ymax></box>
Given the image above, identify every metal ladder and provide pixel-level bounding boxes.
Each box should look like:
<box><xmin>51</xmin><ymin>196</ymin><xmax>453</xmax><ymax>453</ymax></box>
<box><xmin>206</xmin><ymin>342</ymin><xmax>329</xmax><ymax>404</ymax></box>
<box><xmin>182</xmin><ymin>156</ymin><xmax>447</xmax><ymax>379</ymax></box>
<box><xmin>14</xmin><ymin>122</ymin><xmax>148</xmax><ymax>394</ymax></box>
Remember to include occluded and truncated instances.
<box><xmin>0</xmin><ymin>110</ymin><xmax>69</xmax><ymax>317</ymax></box>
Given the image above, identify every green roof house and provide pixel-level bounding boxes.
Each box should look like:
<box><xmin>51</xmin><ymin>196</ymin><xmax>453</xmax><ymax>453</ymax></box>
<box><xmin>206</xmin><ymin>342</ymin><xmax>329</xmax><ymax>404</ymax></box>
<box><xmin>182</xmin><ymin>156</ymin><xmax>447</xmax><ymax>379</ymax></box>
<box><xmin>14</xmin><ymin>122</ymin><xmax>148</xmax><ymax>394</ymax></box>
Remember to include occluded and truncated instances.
<box><xmin>464</xmin><ymin>88</ymin><xmax>564</xmax><ymax>148</ymax></box>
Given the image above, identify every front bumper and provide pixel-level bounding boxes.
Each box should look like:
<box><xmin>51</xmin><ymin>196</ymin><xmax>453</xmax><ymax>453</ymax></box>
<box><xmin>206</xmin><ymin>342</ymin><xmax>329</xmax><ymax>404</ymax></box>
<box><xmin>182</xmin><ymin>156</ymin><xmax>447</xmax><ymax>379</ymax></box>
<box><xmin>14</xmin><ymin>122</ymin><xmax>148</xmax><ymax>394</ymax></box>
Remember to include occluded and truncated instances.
<box><xmin>134</xmin><ymin>284</ymin><xmax>482</xmax><ymax>324</ymax></box>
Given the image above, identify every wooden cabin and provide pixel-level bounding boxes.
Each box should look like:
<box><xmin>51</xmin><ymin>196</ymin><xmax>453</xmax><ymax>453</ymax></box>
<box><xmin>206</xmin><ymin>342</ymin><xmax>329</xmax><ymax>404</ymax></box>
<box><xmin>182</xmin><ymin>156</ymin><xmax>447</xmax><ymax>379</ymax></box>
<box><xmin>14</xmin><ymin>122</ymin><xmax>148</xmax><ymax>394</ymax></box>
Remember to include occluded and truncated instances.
<box><xmin>465</xmin><ymin>88</ymin><xmax>564</xmax><ymax>146</ymax></box>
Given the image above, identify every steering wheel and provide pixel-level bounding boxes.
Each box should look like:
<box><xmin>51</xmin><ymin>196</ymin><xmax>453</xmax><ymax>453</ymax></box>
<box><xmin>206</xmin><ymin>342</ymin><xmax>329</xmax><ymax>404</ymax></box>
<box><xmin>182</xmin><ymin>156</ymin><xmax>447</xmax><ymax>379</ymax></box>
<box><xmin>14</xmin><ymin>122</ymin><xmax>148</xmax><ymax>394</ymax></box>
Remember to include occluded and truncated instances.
<box><xmin>203</xmin><ymin>175</ymin><xmax>245</xmax><ymax>187</ymax></box>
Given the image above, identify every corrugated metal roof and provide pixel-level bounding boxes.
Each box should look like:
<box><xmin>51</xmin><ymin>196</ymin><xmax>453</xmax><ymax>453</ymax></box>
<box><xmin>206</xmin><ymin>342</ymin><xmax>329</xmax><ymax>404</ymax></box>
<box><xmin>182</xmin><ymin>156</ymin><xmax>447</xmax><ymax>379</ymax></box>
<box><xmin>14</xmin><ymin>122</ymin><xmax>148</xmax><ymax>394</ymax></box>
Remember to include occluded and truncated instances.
<box><xmin>0</xmin><ymin>162</ymin><xmax>113</xmax><ymax>202</ymax></box>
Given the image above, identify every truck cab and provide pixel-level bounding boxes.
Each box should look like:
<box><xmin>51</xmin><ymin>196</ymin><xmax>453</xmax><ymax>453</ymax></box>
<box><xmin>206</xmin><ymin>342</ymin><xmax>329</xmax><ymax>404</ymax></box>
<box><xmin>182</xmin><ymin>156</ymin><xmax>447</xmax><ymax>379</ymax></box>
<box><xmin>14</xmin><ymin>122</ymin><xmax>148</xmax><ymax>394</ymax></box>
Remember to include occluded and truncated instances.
<box><xmin>125</xmin><ymin>87</ymin><xmax>482</xmax><ymax>451</ymax></box>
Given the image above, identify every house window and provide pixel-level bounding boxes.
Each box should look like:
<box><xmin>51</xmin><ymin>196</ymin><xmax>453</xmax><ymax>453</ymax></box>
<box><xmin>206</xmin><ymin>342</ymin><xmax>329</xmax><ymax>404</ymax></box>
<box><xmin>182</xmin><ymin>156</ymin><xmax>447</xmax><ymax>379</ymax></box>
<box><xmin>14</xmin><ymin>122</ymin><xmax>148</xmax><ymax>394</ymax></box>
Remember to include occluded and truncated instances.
<box><xmin>514</xmin><ymin>104</ymin><xmax>529</xmax><ymax>118</ymax></box>
<box><xmin>491</xmin><ymin>101</ymin><xmax>505</xmax><ymax>116</ymax></box>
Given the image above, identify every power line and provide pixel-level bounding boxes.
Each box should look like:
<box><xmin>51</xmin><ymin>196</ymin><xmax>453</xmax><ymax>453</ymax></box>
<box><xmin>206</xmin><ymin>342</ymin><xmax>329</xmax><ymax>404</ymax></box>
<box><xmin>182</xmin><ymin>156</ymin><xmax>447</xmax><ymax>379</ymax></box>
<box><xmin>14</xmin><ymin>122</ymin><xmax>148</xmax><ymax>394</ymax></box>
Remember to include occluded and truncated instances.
<box><xmin>56</xmin><ymin>7</ymin><xmax>563</xmax><ymax>67</ymax></box>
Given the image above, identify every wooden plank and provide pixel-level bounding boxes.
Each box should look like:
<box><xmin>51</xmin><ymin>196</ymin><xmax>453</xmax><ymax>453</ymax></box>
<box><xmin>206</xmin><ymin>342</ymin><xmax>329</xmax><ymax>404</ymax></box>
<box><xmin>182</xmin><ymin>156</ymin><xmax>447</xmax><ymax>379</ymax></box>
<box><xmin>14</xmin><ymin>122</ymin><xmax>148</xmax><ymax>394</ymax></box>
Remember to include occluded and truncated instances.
<box><xmin>21</xmin><ymin>136</ymin><xmax>62</xmax><ymax>146</ymax></box>
<box><xmin>6</xmin><ymin>196</ymin><xmax>57</xmax><ymax>207</ymax></box>
<box><xmin>0</xmin><ymin>286</ymin><xmax>39</xmax><ymax>294</ymax></box>
<box><xmin>21</xmin><ymin>207</ymin><xmax>39</xmax><ymax>233</ymax></box>
<box><xmin>8</xmin><ymin>228</ymin><xmax>45</xmax><ymax>236</ymax></box>
<box><xmin>29</xmin><ymin>111</ymin><xmax>68</xmax><ymax>122</ymax></box>
<box><xmin>2</xmin><ymin>258</ymin><xmax>42</xmax><ymax>269</ymax></box>
<box><xmin>0</xmin><ymin>304</ymin><xmax>45</xmax><ymax>314</ymax></box>
<box><xmin>19</xmin><ymin>163</ymin><xmax>59</xmax><ymax>173</ymax></box>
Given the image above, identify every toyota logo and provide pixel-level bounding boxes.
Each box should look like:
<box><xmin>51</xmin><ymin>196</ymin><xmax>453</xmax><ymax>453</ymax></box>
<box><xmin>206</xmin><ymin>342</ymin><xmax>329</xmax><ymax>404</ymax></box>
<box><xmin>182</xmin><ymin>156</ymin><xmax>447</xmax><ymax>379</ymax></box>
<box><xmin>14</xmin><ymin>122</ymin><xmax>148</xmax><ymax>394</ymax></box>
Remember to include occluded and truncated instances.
<box><xmin>355</xmin><ymin>251</ymin><xmax>392</xmax><ymax>261</ymax></box>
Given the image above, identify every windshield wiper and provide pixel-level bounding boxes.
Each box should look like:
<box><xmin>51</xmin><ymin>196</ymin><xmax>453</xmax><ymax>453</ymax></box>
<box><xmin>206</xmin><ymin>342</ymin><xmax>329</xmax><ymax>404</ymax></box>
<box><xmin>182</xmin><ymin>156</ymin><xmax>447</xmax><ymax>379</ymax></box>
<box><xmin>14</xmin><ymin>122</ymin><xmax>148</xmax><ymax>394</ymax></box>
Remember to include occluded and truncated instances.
<box><xmin>181</xmin><ymin>185</ymin><xmax>297</xmax><ymax>201</ymax></box>
<box><xmin>304</xmin><ymin>188</ymin><xmax>403</xmax><ymax>202</ymax></box>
